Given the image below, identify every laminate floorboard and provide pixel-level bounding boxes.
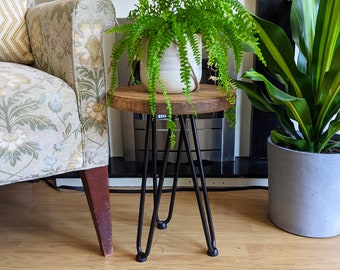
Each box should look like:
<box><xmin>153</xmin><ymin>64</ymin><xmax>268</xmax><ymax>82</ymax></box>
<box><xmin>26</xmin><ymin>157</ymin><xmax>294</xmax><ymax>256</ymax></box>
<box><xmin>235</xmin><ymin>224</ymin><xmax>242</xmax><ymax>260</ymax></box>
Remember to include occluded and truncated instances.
<box><xmin>0</xmin><ymin>181</ymin><xmax>339</xmax><ymax>270</ymax></box>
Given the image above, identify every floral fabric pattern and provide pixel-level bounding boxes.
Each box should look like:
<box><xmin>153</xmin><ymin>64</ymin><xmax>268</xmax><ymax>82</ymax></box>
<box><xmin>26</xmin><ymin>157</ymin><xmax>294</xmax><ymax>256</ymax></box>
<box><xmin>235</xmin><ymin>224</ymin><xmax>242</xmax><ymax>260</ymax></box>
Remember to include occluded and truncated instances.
<box><xmin>0</xmin><ymin>62</ymin><xmax>82</xmax><ymax>183</ymax></box>
<box><xmin>0</xmin><ymin>0</ymin><xmax>116</xmax><ymax>185</ymax></box>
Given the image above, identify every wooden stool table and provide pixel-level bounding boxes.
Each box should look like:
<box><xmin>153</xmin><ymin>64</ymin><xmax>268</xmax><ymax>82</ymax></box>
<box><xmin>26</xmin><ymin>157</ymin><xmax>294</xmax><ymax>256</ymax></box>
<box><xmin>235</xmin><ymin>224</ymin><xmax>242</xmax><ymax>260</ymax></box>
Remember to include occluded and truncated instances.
<box><xmin>109</xmin><ymin>84</ymin><xmax>231</xmax><ymax>262</ymax></box>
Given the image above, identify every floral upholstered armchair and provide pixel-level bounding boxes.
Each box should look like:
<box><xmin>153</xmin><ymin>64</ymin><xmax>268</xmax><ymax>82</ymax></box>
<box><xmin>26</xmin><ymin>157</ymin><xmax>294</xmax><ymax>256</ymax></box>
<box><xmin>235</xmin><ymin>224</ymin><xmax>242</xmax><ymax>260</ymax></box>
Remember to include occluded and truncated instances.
<box><xmin>0</xmin><ymin>0</ymin><xmax>116</xmax><ymax>256</ymax></box>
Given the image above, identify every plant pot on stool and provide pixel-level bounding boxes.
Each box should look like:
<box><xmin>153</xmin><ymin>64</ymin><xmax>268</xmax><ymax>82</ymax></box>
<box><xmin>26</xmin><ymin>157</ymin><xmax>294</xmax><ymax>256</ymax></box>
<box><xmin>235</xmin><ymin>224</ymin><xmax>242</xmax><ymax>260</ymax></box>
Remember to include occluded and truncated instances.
<box><xmin>140</xmin><ymin>36</ymin><xmax>202</xmax><ymax>94</ymax></box>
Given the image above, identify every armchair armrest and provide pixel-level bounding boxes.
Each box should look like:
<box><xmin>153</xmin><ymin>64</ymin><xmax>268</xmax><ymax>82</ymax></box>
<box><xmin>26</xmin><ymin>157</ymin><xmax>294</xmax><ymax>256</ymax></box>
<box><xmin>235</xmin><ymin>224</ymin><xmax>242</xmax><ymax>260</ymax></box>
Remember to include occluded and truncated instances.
<box><xmin>26</xmin><ymin>0</ymin><xmax>116</xmax><ymax>90</ymax></box>
<box><xmin>26</xmin><ymin>0</ymin><xmax>116</xmax><ymax>167</ymax></box>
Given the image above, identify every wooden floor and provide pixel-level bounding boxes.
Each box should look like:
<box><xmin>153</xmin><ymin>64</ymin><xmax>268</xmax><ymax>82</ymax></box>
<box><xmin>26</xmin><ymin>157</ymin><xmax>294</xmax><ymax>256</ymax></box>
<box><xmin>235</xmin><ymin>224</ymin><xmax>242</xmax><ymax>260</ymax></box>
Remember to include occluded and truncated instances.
<box><xmin>1</xmin><ymin>181</ymin><xmax>340</xmax><ymax>270</ymax></box>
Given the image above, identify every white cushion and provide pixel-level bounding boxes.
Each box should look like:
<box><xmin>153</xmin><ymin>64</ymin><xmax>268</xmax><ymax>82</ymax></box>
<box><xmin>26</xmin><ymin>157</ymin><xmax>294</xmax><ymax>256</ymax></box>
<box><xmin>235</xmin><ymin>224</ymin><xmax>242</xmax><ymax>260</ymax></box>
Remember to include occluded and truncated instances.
<box><xmin>0</xmin><ymin>0</ymin><xmax>34</xmax><ymax>64</ymax></box>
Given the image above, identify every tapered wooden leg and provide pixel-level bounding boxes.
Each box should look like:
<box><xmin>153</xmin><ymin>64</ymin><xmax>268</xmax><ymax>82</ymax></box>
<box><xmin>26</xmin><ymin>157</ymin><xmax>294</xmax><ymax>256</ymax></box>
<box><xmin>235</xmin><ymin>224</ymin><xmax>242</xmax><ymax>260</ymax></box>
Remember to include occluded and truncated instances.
<box><xmin>80</xmin><ymin>166</ymin><xmax>113</xmax><ymax>257</ymax></box>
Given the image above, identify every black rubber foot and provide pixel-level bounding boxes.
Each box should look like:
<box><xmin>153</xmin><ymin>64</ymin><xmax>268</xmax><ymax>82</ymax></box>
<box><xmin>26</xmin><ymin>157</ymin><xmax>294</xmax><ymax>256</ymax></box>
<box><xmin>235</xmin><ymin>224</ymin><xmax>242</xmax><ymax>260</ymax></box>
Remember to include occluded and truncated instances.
<box><xmin>136</xmin><ymin>253</ymin><xmax>147</xmax><ymax>263</ymax></box>
<box><xmin>207</xmin><ymin>248</ymin><xmax>219</xmax><ymax>257</ymax></box>
<box><xmin>157</xmin><ymin>222</ymin><xmax>167</xmax><ymax>230</ymax></box>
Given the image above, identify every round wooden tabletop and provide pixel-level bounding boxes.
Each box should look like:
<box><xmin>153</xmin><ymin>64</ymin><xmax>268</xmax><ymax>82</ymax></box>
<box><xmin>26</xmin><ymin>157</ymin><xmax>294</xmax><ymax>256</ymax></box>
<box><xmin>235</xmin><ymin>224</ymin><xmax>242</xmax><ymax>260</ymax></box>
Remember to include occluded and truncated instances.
<box><xmin>109</xmin><ymin>84</ymin><xmax>232</xmax><ymax>115</ymax></box>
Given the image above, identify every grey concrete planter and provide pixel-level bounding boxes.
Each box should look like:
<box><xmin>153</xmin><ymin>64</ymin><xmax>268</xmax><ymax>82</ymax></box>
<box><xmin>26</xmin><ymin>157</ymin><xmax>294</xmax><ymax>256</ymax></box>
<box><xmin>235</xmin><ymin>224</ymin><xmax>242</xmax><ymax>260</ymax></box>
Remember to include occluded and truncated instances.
<box><xmin>267</xmin><ymin>137</ymin><xmax>340</xmax><ymax>238</ymax></box>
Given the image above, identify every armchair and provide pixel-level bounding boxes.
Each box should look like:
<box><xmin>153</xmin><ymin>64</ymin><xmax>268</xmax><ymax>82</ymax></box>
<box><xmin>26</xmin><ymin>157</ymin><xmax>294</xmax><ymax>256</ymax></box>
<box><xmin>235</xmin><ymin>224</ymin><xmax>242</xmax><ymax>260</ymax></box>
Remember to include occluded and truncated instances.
<box><xmin>0</xmin><ymin>0</ymin><xmax>116</xmax><ymax>256</ymax></box>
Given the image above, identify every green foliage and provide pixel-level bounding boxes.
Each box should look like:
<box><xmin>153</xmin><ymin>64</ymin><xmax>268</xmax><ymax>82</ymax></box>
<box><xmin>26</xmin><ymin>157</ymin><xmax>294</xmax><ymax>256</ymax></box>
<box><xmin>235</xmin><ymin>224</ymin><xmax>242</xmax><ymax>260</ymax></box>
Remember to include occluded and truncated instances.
<box><xmin>236</xmin><ymin>0</ymin><xmax>340</xmax><ymax>153</ymax></box>
<box><xmin>107</xmin><ymin>0</ymin><xmax>262</xmax><ymax>146</ymax></box>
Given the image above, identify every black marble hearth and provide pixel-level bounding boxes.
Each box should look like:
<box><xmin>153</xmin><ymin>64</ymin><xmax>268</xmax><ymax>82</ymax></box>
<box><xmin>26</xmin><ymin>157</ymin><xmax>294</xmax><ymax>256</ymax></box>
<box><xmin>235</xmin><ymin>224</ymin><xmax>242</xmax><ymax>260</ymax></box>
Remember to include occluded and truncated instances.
<box><xmin>56</xmin><ymin>157</ymin><xmax>267</xmax><ymax>180</ymax></box>
<box><xmin>108</xmin><ymin>157</ymin><xmax>267</xmax><ymax>179</ymax></box>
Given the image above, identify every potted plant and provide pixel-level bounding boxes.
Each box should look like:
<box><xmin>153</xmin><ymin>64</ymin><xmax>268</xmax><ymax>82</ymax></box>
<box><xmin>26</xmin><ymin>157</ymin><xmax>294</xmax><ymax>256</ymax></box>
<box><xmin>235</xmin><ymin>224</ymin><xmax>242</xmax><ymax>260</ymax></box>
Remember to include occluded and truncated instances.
<box><xmin>236</xmin><ymin>0</ymin><xmax>340</xmax><ymax>237</ymax></box>
<box><xmin>107</xmin><ymin>0</ymin><xmax>263</xmax><ymax>146</ymax></box>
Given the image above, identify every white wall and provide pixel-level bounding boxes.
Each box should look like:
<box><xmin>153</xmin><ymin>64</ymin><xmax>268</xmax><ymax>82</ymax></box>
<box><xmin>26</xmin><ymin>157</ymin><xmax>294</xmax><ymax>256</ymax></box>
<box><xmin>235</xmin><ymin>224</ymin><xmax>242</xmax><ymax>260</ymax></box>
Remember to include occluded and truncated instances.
<box><xmin>108</xmin><ymin>0</ymin><xmax>139</xmax><ymax>157</ymax></box>
<box><xmin>111</xmin><ymin>0</ymin><xmax>138</xmax><ymax>18</ymax></box>
<box><xmin>234</xmin><ymin>0</ymin><xmax>256</xmax><ymax>157</ymax></box>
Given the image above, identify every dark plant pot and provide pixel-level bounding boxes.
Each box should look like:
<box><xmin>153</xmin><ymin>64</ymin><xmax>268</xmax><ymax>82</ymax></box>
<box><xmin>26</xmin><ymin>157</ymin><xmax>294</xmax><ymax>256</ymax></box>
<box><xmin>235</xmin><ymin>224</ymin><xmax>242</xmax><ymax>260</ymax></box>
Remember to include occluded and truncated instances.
<box><xmin>267</xmin><ymin>137</ymin><xmax>340</xmax><ymax>238</ymax></box>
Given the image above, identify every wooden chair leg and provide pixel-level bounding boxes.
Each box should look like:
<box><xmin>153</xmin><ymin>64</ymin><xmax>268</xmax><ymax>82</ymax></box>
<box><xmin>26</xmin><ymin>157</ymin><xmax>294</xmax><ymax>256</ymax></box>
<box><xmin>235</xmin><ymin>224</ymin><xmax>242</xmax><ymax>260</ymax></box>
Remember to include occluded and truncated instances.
<box><xmin>80</xmin><ymin>166</ymin><xmax>113</xmax><ymax>257</ymax></box>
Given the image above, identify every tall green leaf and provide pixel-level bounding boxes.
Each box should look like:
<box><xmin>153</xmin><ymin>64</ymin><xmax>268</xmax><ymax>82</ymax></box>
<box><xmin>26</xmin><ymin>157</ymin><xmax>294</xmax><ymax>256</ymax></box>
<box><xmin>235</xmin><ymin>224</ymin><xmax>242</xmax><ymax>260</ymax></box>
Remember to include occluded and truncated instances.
<box><xmin>243</xmin><ymin>70</ymin><xmax>313</xmax><ymax>144</ymax></box>
<box><xmin>311</xmin><ymin>0</ymin><xmax>340</xmax><ymax>100</ymax></box>
<box><xmin>237</xmin><ymin>0</ymin><xmax>340</xmax><ymax>153</ymax></box>
<box><xmin>290</xmin><ymin>0</ymin><xmax>319</xmax><ymax>74</ymax></box>
<box><xmin>252</xmin><ymin>15</ymin><xmax>313</xmax><ymax>104</ymax></box>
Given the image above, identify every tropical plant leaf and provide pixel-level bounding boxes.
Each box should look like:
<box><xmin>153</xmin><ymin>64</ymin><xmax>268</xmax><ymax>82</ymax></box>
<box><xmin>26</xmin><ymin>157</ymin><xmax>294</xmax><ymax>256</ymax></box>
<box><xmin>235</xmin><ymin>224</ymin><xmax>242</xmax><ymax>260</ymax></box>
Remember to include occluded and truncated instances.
<box><xmin>290</xmin><ymin>0</ymin><xmax>319</xmax><ymax>74</ymax></box>
<box><xmin>237</xmin><ymin>0</ymin><xmax>340</xmax><ymax>153</ymax></box>
<box><xmin>243</xmin><ymin>70</ymin><xmax>313</xmax><ymax>144</ymax></box>
<box><xmin>235</xmin><ymin>79</ymin><xmax>274</xmax><ymax>113</ymax></box>
<box><xmin>311</xmin><ymin>0</ymin><xmax>340</xmax><ymax>96</ymax></box>
<box><xmin>316</xmin><ymin>113</ymin><xmax>340</xmax><ymax>152</ymax></box>
<box><xmin>252</xmin><ymin>15</ymin><xmax>314</xmax><ymax>104</ymax></box>
<box><xmin>271</xmin><ymin>130</ymin><xmax>308</xmax><ymax>151</ymax></box>
<box><xmin>235</xmin><ymin>77</ymin><xmax>300</xmax><ymax>140</ymax></box>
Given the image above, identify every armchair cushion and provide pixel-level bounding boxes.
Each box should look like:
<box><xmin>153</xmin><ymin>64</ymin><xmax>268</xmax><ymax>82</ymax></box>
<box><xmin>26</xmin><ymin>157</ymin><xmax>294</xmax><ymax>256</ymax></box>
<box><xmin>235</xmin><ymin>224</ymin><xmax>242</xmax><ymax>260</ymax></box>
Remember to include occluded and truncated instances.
<box><xmin>0</xmin><ymin>0</ymin><xmax>34</xmax><ymax>64</ymax></box>
<box><xmin>0</xmin><ymin>61</ymin><xmax>82</xmax><ymax>185</ymax></box>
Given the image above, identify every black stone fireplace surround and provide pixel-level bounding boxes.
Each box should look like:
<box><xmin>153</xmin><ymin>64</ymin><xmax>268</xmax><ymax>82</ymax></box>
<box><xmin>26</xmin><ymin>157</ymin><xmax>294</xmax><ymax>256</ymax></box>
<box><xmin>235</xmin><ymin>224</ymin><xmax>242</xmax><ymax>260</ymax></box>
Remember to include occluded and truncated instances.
<box><xmin>108</xmin><ymin>156</ymin><xmax>267</xmax><ymax>179</ymax></box>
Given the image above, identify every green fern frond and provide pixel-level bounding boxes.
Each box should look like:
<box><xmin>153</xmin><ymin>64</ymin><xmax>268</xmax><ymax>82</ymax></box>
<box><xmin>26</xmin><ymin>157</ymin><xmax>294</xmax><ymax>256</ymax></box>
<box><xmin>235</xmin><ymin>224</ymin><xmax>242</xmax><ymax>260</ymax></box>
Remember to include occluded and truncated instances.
<box><xmin>187</xmin><ymin>34</ymin><xmax>201</xmax><ymax>65</ymax></box>
<box><xmin>107</xmin><ymin>0</ymin><xmax>263</xmax><ymax>146</ymax></box>
<box><xmin>161</xmin><ymin>84</ymin><xmax>176</xmax><ymax>148</ymax></box>
<box><xmin>107</xmin><ymin>36</ymin><xmax>128</xmax><ymax>105</ymax></box>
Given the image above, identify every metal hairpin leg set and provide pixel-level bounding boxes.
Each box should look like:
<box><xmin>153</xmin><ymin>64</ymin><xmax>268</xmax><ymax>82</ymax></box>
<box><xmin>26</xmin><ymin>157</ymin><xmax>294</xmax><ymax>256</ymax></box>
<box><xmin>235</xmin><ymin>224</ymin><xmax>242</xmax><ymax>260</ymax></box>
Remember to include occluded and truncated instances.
<box><xmin>136</xmin><ymin>114</ymin><xmax>219</xmax><ymax>262</ymax></box>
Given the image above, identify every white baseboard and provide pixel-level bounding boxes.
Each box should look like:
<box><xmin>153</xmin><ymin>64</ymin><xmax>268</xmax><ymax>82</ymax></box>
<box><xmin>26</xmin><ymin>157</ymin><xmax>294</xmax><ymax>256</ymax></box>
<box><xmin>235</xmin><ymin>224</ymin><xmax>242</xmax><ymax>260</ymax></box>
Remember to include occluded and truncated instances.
<box><xmin>55</xmin><ymin>177</ymin><xmax>268</xmax><ymax>188</ymax></box>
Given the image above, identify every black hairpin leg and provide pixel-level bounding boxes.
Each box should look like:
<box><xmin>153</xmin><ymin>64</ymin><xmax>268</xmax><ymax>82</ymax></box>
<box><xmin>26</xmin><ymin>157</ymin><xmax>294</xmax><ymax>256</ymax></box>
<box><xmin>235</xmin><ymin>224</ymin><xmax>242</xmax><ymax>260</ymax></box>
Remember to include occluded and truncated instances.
<box><xmin>136</xmin><ymin>114</ymin><xmax>218</xmax><ymax>263</ymax></box>
<box><xmin>156</xmin><ymin>123</ymin><xmax>184</xmax><ymax>229</ymax></box>
<box><xmin>178</xmin><ymin>115</ymin><xmax>218</xmax><ymax>257</ymax></box>
<box><xmin>136</xmin><ymin>115</ymin><xmax>172</xmax><ymax>262</ymax></box>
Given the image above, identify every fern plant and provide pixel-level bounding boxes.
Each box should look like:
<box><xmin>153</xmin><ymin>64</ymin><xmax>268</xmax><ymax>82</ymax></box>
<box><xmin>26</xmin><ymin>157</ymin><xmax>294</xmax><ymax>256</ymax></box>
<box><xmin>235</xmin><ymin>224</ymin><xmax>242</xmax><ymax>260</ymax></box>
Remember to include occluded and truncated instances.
<box><xmin>107</xmin><ymin>0</ymin><xmax>262</xmax><ymax>146</ymax></box>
